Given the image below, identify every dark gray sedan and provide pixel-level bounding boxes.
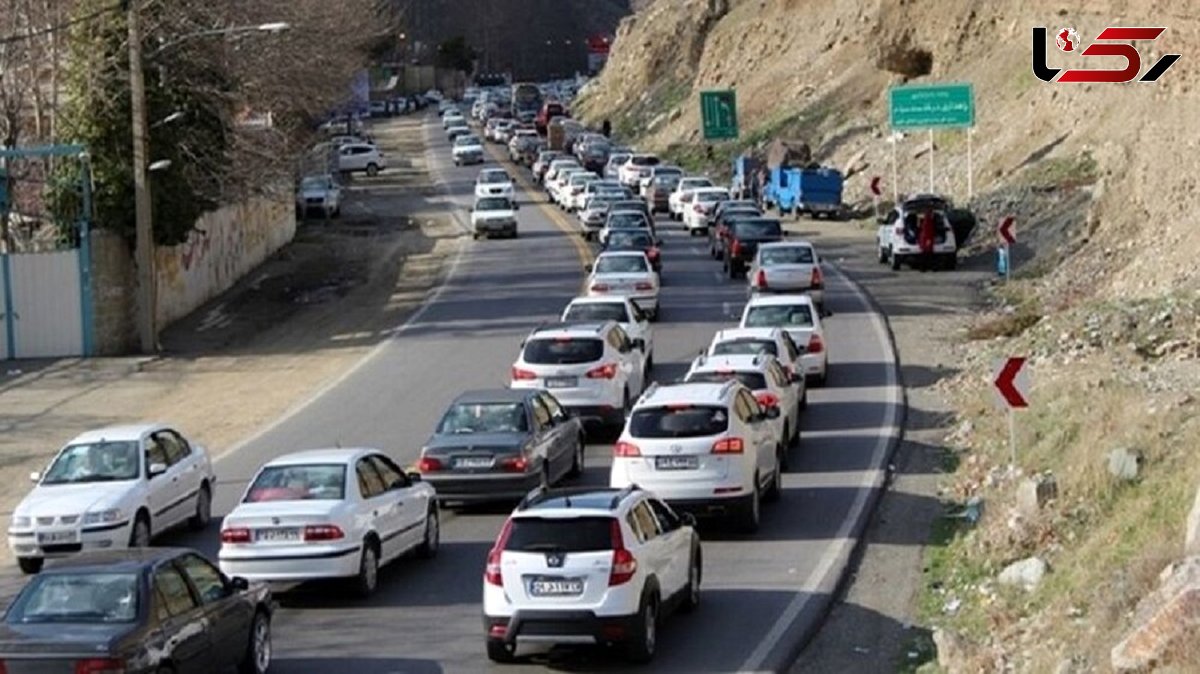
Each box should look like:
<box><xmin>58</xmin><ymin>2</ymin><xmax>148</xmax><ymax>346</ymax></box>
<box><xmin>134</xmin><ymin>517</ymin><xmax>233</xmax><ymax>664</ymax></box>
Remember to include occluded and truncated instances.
<box><xmin>0</xmin><ymin>548</ymin><xmax>272</xmax><ymax>674</ymax></box>
<box><xmin>416</xmin><ymin>389</ymin><xmax>586</xmax><ymax>505</ymax></box>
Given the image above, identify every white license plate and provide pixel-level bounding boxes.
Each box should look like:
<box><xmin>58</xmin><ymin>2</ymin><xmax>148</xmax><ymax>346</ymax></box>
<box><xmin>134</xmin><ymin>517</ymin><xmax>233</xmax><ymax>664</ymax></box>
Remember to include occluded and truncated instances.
<box><xmin>37</xmin><ymin>531</ymin><xmax>78</xmax><ymax>544</ymax></box>
<box><xmin>255</xmin><ymin>528</ymin><xmax>301</xmax><ymax>542</ymax></box>
<box><xmin>655</xmin><ymin>456</ymin><xmax>700</xmax><ymax>471</ymax></box>
<box><xmin>544</xmin><ymin>376</ymin><xmax>577</xmax><ymax>389</ymax></box>
<box><xmin>530</xmin><ymin>578</ymin><xmax>584</xmax><ymax>596</ymax></box>
<box><xmin>455</xmin><ymin>456</ymin><xmax>495</xmax><ymax>469</ymax></box>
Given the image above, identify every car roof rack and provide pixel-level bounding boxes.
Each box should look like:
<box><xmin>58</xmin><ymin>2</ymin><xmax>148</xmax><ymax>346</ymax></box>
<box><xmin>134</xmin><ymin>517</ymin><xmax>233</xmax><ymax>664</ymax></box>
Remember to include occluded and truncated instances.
<box><xmin>518</xmin><ymin>484</ymin><xmax>549</xmax><ymax>510</ymax></box>
<box><xmin>609</xmin><ymin>484</ymin><xmax>640</xmax><ymax>509</ymax></box>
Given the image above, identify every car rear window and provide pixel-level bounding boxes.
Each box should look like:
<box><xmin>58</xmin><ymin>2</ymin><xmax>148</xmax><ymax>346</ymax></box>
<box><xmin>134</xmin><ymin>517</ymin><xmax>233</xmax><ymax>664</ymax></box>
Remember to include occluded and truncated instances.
<box><xmin>607</xmin><ymin>213</ymin><xmax>648</xmax><ymax>229</ymax></box>
<box><xmin>712</xmin><ymin>339</ymin><xmax>778</xmax><ymax>357</ymax></box>
<box><xmin>761</xmin><ymin>246</ymin><xmax>815</xmax><ymax>265</ymax></box>
<box><xmin>630</xmin><ymin>156</ymin><xmax>660</xmax><ymax>166</ymax></box>
<box><xmin>522</xmin><ymin>338</ymin><xmax>604</xmax><ymax>365</ymax></box>
<box><xmin>629</xmin><ymin>405</ymin><xmax>730</xmax><ymax>438</ymax></box>
<box><xmin>505</xmin><ymin>517</ymin><xmax>615</xmax><ymax>553</ymax></box>
<box><xmin>686</xmin><ymin>371</ymin><xmax>768</xmax><ymax>390</ymax></box>
<box><xmin>7</xmin><ymin>572</ymin><xmax>138</xmax><ymax>624</ymax></box>
<box><xmin>732</xmin><ymin>221</ymin><xmax>783</xmax><ymax>238</ymax></box>
<box><xmin>744</xmin><ymin>304</ymin><xmax>814</xmax><ymax>328</ymax></box>
<box><xmin>697</xmin><ymin>191</ymin><xmax>728</xmax><ymax>202</ymax></box>
<box><xmin>563</xmin><ymin>302</ymin><xmax>629</xmax><ymax>323</ymax></box>
<box><xmin>245</xmin><ymin>464</ymin><xmax>347</xmax><ymax>502</ymax></box>
<box><xmin>596</xmin><ymin>255</ymin><xmax>649</xmax><ymax>274</ymax></box>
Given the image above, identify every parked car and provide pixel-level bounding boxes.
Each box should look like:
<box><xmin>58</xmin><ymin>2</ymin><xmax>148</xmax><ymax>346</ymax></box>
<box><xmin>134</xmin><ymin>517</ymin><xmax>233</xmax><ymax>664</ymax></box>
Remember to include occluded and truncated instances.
<box><xmin>0</xmin><ymin>548</ymin><xmax>273</xmax><ymax>674</ymax></box>
<box><xmin>218</xmin><ymin>448</ymin><xmax>439</xmax><ymax>597</ymax></box>
<box><xmin>416</xmin><ymin>389</ymin><xmax>586</xmax><ymax>504</ymax></box>
<box><xmin>876</xmin><ymin>193</ymin><xmax>961</xmax><ymax>271</ymax></box>
<box><xmin>295</xmin><ymin>173</ymin><xmax>342</xmax><ymax>219</ymax></box>
<box><xmin>470</xmin><ymin>195</ymin><xmax>520</xmax><ymax>239</ymax></box>
<box><xmin>337</xmin><ymin>142</ymin><xmax>386</xmax><ymax>176</ymax></box>
<box><xmin>8</xmin><ymin>424</ymin><xmax>217</xmax><ymax>575</ymax></box>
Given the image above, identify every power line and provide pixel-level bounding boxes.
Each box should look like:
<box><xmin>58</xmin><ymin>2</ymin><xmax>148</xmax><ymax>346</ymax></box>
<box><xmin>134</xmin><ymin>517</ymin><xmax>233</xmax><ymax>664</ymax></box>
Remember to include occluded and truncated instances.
<box><xmin>0</xmin><ymin>1</ymin><xmax>124</xmax><ymax>47</ymax></box>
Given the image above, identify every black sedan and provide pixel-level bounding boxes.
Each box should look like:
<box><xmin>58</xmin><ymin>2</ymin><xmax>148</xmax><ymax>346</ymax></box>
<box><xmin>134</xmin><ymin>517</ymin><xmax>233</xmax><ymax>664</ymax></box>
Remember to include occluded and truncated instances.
<box><xmin>603</xmin><ymin>228</ymin><xmax>663</xmax><ymax>272</ymax></box>
<box><xmin>0</xmin><ymin>548</ymin><xmax>272</xmax><ymax>674</ymax></box>
<box><xmin>416</xmin><ymin>389</ymin><xmax>586</xmax><ymax>505</ymax></box>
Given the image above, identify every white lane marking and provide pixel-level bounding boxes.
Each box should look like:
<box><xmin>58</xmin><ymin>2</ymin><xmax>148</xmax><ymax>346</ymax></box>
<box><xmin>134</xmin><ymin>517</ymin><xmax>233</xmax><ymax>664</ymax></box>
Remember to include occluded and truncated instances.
<box><xmin>737</xmin><ymin>262</ymin><xmax>904</xmax><ymax>672</ymax></box>
<box><xmin>219</xmin><ymin>116</ymin><xmax>469</xmax><ymax>463</ymax></box>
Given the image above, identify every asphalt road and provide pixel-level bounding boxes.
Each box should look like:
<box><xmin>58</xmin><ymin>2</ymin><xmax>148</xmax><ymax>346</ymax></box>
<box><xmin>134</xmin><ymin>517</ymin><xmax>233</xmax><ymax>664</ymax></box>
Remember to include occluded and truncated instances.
<box><xmin>154</xmin><ymin>113</ymin><xmax>905</xmax><ymax>673</ymax></box>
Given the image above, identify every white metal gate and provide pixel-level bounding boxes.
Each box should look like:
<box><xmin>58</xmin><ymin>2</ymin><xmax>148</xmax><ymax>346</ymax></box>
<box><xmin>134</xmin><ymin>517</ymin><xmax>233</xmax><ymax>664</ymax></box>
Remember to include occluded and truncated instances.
<box><xmin>5</xmin><ymin>251</ymin><xmax>84</xmax><ymax>358</ymax></box>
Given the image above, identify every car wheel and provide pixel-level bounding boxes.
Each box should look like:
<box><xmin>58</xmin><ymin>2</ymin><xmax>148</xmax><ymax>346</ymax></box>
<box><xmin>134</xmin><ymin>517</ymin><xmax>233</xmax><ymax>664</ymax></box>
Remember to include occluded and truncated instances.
<box><xmin>188</xmin><ymin>483</ymin><xmax>212</xmax><ymax>530</ymax></box>
<box><xmin>625</xmin><ymin>592</ymin><xmax>659</xmax><ymax>663</ymax></box>
<box><xmin>764</xmin><ymin>448</ymin><xmax>783</xmax><ymax>502</ymax></box>
<box><xmin>799</xmin><ymin>387</ymin><xmax>808</xmax><ymax>411</ymax></box>
<box><xmin>353</xmin><ymin>541</ymin><xmax>379</xmax><ymax>597</ymax></box>
<box><xmin>735</xmin><ymin>478</ymin><xmax>761</xmax><ymax>533</ymax></box>
<box><xmin>237</xmin><ymin>611</ymin><xmax>272</xmax><ymax>674</ymax></box>
<box><xmin>890</xmin><ymin>251</ymin><xmax>901</xmax><ymax>271</ymax></box>
<box><xmin>366</xmin><ymin>163</ymin><xmax>379</xmax><ymax>177</ymax></box>
<box><xmin>17</xmin><ymin>557</ymin><xmax>43</xmax><ymax>575</ymax></box>
<box><xmin>569</xmin><ymin>436</ymin><xmax>585</xmax><ymax>478</ymax></box>
<box><xmin>680</xmin><ymin>545</ymin><xmax>702</xmax><ymax>613</ymax></box>
<box><xmin>878</xmin><ymin>246</ymin><xmax>888</xmax><ymax>264</ymax></box>
<box><xmin>416</xmin><ymin>507</ymin><xmax>440</xmax><ymax>559</ymax></box>
<box><xmin>945</xmin><ymin>255</ymin><xmax>958</xmax><ymax>270</ymax></box>
<box><xmin>486</xmin><ymin>639</ymin><xmax>517</xmax><ymax>663</ymax></box>
<box><xmin>129</xmin><ymin>513</ymin><xmax>151</xmax><ymax>548</ymax></box>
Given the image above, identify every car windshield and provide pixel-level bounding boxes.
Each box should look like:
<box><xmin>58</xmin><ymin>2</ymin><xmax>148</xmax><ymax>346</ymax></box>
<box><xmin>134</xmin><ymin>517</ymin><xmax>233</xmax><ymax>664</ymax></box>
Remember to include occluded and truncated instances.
<box><xmin>607</xmin><ymin>231</ymin><xmax>654</xmax><ymax>248</ymax></box>
<box><xmin>438</xmin><ymin>403</ymin><xmax>528</xmax><ymax>434</ymax></box>
<box><xmin>522</xmin><ymin>338</ymin><xmax>604</xmax><ymax>365</ymax></box>
<box><xmin>608</xmin><ymin>154</ymin><xmax>630</xmax><ymax>166</ymax></box>
<box><xmin>744</xmin><ymin>304</ymin><xmax>814</xmax><ymax>328</ymax></box>
<box><xmin>629</xmin><ymin>406</ymin><xmax>729</xmax><ymax>438</ymax></box>
<box><xmin>301</xmin><ymin>177</ymin><xmax>331</xmax><ymax>190</ymax></box>
<box><xmin>244</xmin><ymin>464</ymin><xmax>347</xmax><ymax>502</ymax></box>
<box><xmin>630</xmin><ymin>156</ymin><xmax>660</xmax><ymax>166</ymax></box>
<box><xmin>595</xmin><ymin>256</ymin><xmax>649</xmax><ymax>274</ymax></box>
<box><xmin>682</xmin><ymin>179</ymin><xmax>713</xmax><ymax>189</ymax></box>
<box><xmin>607</xmin><ymin>213</ymin><xmax>647</xmax><ymax>229</ymax></box>
<box><xmin>732</xmin><ymin>221</ymin><xmax>783</xmax><ymax>238</ymax></box>
<box><xmin>585</xmin><ymin>197</ymin><xmax>617</xmax><ymax>210</ymax></box>
<box><xmin>41</xmin><ymin>441</ymin><xmax>140</xmax><ymax>484</ymax></box>
<box><xmin>504</xmin><ymin>517</ymin><xmax>615</xmax><ymax>553</ymax></box>
<box><xmin>479</xmin><ymin>172</ymin><xmax>509</xmax><ymax>184</ymax></box>
<box><xmin>476</xmin><ymin>197</ymin><xmax>511</xmax><ymax>211</ymax></box>
<box><xmin>712</xmin><ymin>339</ymin><xmax>778</xmax><ymax>357</ymax></box>
<box><xmin>697</xmin><ymin>191</ymin><xmax>729</xmax><ymax>202</ymax></box>
<box><xmin>564</xmin><ymin>302</ymin><xmax>630</xmax><ymax>323</ymax></box>
<box><xmin>455</xmin><ymin>136</ymin><xmax>480</xmax><ymax>146</ymax></box>
<box><xmin>654</xmin><ymin>175</ymin><xmax>682</xmax><ymax>189</ymax></box>
<box><xmin>7</xmin><ymin>573</ymin><xmax>138</xmax><ymax>624</ymax></box>
<box><xmin>687</xmin><ymin>370</ymin><xmax>768</xmax><ymax>390</ymax></box>
<box><xmin>762</xmin><ymin>246</ymin><xmax>815</xmax><ymax>265</ymax></box>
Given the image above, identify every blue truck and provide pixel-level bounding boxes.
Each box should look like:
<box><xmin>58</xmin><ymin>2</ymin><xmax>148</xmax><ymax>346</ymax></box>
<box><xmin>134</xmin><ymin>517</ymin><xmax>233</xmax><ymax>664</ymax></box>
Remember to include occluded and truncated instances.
<box><xmin>765</xmin><ymin>166</ymin><xmax>844</xmax><ymax>219</ymax></box>
<box><xmin>730</xmin><ymin>155</ymin><xmax>762</xmax><ymax>200</ymax></box>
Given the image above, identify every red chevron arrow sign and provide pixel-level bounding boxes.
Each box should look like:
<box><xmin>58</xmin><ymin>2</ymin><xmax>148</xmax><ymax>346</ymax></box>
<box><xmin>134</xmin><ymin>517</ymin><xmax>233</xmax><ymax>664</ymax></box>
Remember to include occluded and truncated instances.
<box><xmin>870</xmin><ymin>176</ymin><xmax>882</xmax><ymax>196</ymax></box>
<box><xmin>992</xmin><ymin>357</ymin><xmax>1030</xmax><ymax>409</ymax></box>
<box><xmin>998</xmin><ymin>216</ymin><xmax>1016</xmax><ymax>245</ymax></box>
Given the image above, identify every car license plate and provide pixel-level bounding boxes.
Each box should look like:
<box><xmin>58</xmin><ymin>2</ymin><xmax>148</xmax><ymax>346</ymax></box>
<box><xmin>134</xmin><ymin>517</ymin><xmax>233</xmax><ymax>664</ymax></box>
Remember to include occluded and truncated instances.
<box><xmin>544</xmin><ymin>376</ymin><xmax>577</xmax><ymax>389</ymax></box>
<box><xmin>37</xmin><ymin>531</ymin><xmax>78</xmax><ymax>544</ymax></box>
<box><xmin>255</xmin><ymin>527</ymin><xmax>301</xmax><ymax>542</ymax></box>
<box><xmin>529</xmin><ymin>578</ymin><xmax>584</xmax><ymax>596</ymax></box>
<box><xmin>655</xmin><ymin>456</ymin><xmax>699</xmax><ymax>471</ymax></box>
<box><xmin>455</xmin><ymin>456</ymin><xmax>494</xmax><ymax>469</ymax></box>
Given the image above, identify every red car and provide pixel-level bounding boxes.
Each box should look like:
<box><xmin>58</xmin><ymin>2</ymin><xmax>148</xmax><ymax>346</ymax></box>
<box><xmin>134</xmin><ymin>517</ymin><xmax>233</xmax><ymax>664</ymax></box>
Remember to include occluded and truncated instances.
<box><xmin>535</xmin><ymin>101</ymin><xmax>568</xmax><ymax>134</ymax></box>
<box><xmin>603</xmin><ymin>229</ymin><xmax>662</xmax><ymax>272</ymax></box>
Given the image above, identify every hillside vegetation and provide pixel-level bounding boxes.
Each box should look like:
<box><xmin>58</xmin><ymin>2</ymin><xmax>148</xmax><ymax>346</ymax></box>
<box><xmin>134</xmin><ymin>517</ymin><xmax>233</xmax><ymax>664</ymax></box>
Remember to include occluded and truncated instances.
<box><xmin>577</xmin><ymin>1</ymin><xmax>1200</xmax><ymax>671</ymax></box>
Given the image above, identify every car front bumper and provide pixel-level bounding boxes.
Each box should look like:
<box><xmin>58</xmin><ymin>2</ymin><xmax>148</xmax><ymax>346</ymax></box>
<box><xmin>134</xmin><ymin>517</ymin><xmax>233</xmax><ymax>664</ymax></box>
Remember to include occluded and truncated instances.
<box><xmin>8</xmin><ymin>519</ymin><xmax>135</xmax><ymax>560</ymax></box>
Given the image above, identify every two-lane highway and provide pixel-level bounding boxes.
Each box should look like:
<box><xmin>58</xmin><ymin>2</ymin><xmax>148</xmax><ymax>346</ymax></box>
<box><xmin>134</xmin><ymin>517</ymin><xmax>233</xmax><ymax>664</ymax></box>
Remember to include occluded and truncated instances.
<box><xmin>163</xmin><ymin>112</ymin><xmax>904</xmax><ymax>673</ymax></box>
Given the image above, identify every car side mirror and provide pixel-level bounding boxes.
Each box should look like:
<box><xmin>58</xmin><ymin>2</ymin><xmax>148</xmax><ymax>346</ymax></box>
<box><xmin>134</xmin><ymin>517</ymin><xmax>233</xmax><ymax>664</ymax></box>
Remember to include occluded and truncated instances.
<box><xmin>406</xmin><ymin>471</ymin><xmax>423</xmax><ymax>483</ymax></box>
<box><xmin>29</xmin><ymin>471</ymin><xmax>40</xmax><ymax>483</ymax></box>
<box><xmin>680</xmin><ymin>512</ymin><xmax>697</xmax><ymax>528</ymax></box>
<box><xmin>764</xmin><ymin>406</ymin><xmax>781</xmax><ymax>420</ymax></box>
<box><xmin>229</xmin><ymin>576</ymin><xmax>250</xmax><ymax>592</ymax></box>
<box><xmin>632</xmin><ymin>338</ymin><xmax>646</xmax><ymax>351</ymax></box>
<box><xmin>147</xmin><ymin>462</ymin><xmax>168</xmax><ymax>478</ymax></box>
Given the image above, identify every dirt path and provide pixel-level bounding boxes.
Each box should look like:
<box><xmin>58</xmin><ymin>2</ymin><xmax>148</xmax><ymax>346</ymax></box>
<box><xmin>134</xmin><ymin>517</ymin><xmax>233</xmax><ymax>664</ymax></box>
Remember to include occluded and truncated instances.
<box><xmin>0</xmin><ymin>112</ymin><xmax>464</xmax><ymax>566</ymax></box>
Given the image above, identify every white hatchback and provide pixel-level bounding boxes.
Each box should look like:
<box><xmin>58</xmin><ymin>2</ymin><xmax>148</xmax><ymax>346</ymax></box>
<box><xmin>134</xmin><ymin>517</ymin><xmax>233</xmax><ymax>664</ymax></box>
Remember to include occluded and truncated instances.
<box><xmin>738</xmin><ymin>294</ymin><xmax>829</xmax><ymax>385</ymax></box>
<box><xmin>218</xmin><ymin>448</ymin><xmax>439</xmax><ymax>597</ymax></box>
<box><xmin>586</xmin><ymin>251</ymin><xmax>660</xmax><ymax>320</ymax></box>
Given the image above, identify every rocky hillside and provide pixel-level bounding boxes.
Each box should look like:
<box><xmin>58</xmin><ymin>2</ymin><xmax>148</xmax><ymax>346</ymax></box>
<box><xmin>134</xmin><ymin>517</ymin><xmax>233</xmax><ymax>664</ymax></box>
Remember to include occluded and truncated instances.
<box><xmin>579</xmin><ymin>1</ymin><xmax>1200</xmax><ymax>671</ymax></box>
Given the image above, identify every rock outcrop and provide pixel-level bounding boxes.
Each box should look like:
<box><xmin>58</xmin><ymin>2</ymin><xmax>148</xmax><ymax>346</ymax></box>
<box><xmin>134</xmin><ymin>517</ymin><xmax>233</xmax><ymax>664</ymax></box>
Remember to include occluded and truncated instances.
<box><xmin>1112</xmin><ymin>557</ymin><xmax>1200</xmax><ymax>671</ymax></box>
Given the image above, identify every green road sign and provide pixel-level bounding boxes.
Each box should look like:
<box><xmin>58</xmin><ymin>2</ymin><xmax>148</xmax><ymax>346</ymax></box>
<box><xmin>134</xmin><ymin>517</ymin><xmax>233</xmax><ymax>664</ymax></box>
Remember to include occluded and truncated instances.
<box><xmin>701</xmin><ymin>90</ymin><xmax>738</xmax><ymax>140</ymax></box>
<box><xmin>889</xmin><ymin>83</ymin><xmax>975</xmax><ymax>130</ymax></box>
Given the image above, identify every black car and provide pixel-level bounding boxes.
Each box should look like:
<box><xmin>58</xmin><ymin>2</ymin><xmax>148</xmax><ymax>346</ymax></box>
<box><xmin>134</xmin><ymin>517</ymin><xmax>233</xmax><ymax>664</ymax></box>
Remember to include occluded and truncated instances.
<box><xmin>0</xmin><ymin>548</ymin><xmax>272</xmax><ymax>674</ymax></box>
<box><xmin>606</xmin><ymin>199</ymin><xmax>653</xmax><ymax>225</ymax></box>
<box><xmin>709</xmin><ymin>207</ymin><xmax>762</xmax><ymax>258</ymax></box>
<box><xmin>722</xmin><ymin>218</ymin><xmax>785</xmax><ymax>278</ymax></box>
<box><xmin>417</xmin><ymin>389</ymin><xmax>586</xmax><ymax>505</ymax></box>
<box><xmin>603</xmin><ymin>229</ymin><xmax>663</xmax><ymax>272</ymax></box>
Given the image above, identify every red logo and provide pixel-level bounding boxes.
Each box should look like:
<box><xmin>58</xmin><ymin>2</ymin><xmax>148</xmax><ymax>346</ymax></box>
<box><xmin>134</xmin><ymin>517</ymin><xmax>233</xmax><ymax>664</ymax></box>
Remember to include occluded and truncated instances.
<box><xmin>1033</xmin><ymin>26</ymin><xmax>1181</xmax><ymax>83</ymax></box>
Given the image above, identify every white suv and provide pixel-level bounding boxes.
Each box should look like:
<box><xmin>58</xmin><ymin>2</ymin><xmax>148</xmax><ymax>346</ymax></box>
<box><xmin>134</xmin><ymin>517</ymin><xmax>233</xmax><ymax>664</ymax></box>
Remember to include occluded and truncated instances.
<box><xmin>738</xmin><ymin>294</ymin><xmax>829</xmax><ymax>386</ymax></box>
<box><xmin>337</xmin><ymin>143</ymin><xmax>386</xmax><ymax>176</ymax></box>
<box><xmin>476</xmin><ymin>168</ymin><xmax>515</xmax><ymax>200</ymax></box>
<box><xmin>618</xmin><ymin>154</ymin><xmax>661</xmax><ymax>188</ymax></box>
<box><xmin>707</xmin><ymin>327</ymin><xmax>807</xmax><ymax>394</ymax></box>
<box><xmin>683</xmin><ymin>353</ymin><xmax>802</xmax><ymax>467</ymax></box>
<box><xmin>510</xmin><ymin>322</ymin><xmax>649</xmax><ymax>432</ymax></box>
<box><xmin>609</xmin><ymin>381</ymin><xmax>782</xmax><ymax>533</ymax></box>
<box><xmin>482</xmin><ymin>486</ymin><xmax>702</xmax><ymax>663</ymax></box>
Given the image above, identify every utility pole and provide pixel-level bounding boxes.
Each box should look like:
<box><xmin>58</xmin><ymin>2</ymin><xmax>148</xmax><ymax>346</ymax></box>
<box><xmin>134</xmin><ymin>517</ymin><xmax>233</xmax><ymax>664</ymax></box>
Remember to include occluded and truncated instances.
<box><xmin>128</xmin><ymin>0</ymin><xmax>157</xmax><ymax>353</ymax></box>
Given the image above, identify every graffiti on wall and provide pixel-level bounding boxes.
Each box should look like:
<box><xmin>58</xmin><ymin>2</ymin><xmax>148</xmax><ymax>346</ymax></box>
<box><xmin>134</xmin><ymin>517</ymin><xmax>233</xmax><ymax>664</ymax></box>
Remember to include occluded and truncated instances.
<box><xmin>154</xmin><ymin>195</ymin><xmax>296</xmax><ymax>328</ymax></box>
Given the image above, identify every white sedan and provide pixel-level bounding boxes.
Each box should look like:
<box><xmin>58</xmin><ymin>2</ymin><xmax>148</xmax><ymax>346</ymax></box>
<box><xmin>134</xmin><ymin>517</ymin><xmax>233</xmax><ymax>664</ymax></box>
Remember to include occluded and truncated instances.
<box><xmin>470</xmin><ymin>195</ymin><xmax>520</xmax><ymax>239</ymax></box>
<box><xmin>738</xmin><ymin>294</ymin><xmax>829</xmax><ymax>385</ymax></box>
<box><xmin>8</xmin><ymin>423</ymin><xmax>217</xmax><ymax>574</ymax></box>
<box><xmin>452</xmin><ymin>134</ymin><xmax>486</xmax><ymax>166</ymax></box>
<box><xmin>669</xmin><ymin>177</ymin><xmax>714</xmax><ymax>219</ymax></box>
<box><xmin>218</xmin><ymin>448</ymin><xmax>439</xmax><ymax>597</ymax></box>
<box><xmin>561</xmin><ymin>295</ymin><xmax>656</xmax><ymax>370</ymax></box>
<box><xmin>683</xmin><ymin>186</ymin><xmax>731</xmax><ymax>233</ymax></box>
<box><xmin>585</xmin><ymin>251</ymin><xmax>660</xmax><ymax>320</ymax></box>
<box><xmin>475</xmin><ymin>168</ymin><xmax>515</xmax><ymax>200</ymax></box>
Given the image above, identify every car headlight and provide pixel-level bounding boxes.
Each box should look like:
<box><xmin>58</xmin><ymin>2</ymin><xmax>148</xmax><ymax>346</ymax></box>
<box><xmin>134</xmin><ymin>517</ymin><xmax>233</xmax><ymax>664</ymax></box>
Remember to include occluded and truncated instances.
<box><xmin>82</xmin><ymin>509</ymin><xmax>124</xmax><ymax>525</ymax></box>
<box><xmin>11</xmin><ymin>516</ymin><xmax>30</xmax><ymax>528</ymax></box>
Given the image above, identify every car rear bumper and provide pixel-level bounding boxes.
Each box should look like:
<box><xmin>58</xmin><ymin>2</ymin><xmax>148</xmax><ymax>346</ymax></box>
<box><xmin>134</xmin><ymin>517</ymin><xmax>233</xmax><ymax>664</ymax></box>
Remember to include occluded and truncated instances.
<box><xmin>485</xmin><ymin>609</ymin><xmax>641</xmax><ymax>647</ymax></box>
<box><xmin>662</xmin><ymin>491</ymin><xmax>755</xmax><ymax>518</ymax></box>
<box><xmin>423</xmin><ymin>471</ymin><xmax>544</xmax><ymax>503</ymax></box>
<box><xmin>218</xmin><ymin>544</ymin><xmax>363</xmax><ymax>581</ymax></box>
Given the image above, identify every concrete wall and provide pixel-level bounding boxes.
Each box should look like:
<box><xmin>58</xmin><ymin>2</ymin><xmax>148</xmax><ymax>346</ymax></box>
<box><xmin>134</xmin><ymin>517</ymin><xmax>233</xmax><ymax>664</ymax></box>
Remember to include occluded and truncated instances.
<box><xmin>154</xmin><ymin>195</ymin><xmax>295</xmax><ymax>329</ymax></box>
<box><xmin>88</xmin><ymin>194</ymin><xmax>295</xmax><ymax>355</ymax></box>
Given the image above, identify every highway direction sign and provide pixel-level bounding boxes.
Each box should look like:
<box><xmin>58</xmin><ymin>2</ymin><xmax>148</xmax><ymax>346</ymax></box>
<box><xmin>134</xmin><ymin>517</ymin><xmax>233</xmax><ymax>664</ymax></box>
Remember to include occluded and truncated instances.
<box><xmin>701</xmin><ymin>90</ymin><xmax>738</xmax><ymax>140</ymax></box>
<box><xmin>889</xmin><ymin>83</ymin><xmax>975</xmax><ymax>130</ymax></box>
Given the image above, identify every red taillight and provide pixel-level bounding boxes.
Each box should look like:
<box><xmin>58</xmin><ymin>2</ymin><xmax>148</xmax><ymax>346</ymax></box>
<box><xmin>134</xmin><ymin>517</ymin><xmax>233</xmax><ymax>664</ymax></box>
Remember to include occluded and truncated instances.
<box><xmin>756</xmin><ymin>392</ymin><xmax>779</xmax><ymax>409</ymax></box>
<box><xmin>417</xmin><ymin>456</ymin><xmax>444</xmax><ymax>472</ymax></box>
<box><xmin>75</xmin><ymin>659</ymin><xmax>126</xmax><ymax>674</ymax></box>
<box><xmin>587</xmin><ymin>362</ymin><xmax>619</xmax><ymax>379</ymax></box>
<box><xmin>634</xmin><ymin>281</ymin><xmax>654</xmax><ymax>291</ymax></box>
<box><xmin>608</xmin><ymin>519</ymin><xmax>637</xmax><ymax>585</ymax></box>
<box><xmin>808</xmin><ymin>333</ymin><xmax>824</xmax><ymax>354</ymax></box>
<box><xmin>220</xmin><ymin>527</ymin><xmax>251</xmax><ymax>544</ymax></box>
<box><xmin>755</xmin><ymin>268</ymin><xmax>767</xmax><ymax>288</ymax></box>
<box><xmin>485</xmin><ymin>518</ymin><xmax>514</xmax><ymax>585</ymax></box>
<box><xmin>811</xmin><ymin>265</ymin><xmax>824</xmax><ymax>289</ymax></box>
<box><xmin>499</xmin><ymin>455</ymin><xmax>529</xmax><ymax>472</ymax></box>
<box><xmin>731</xmin><ymin>240</ymin><xmax>742</xmax><ymax>256</ymax></box>
<box><xmin>511</xmin><ymin>366</ymin><xmax>537</xmax><ymax>380</ymax></box>
<box><xmin>591</xmin><ymin>283</ymin><xmax>610</xmax><ymax>293</ymax></box>
<box><xmin>303</xmin><ymin>524</ymin><xmax>345</xmax><ymax>541</ymax></box>
<box><xmin>712</xmin><ymin>437</ymin><xmax>745</xmax><ymax>454</ymax></box>
<box><xmin>614</xmin><ymin>441</ymin><xmax>641</xmax><ymax>457</ymax></box>
<box><xmin>489</xmin><ymin>624</ymin><xmax>508</xmax><ymax>638</ymax></box>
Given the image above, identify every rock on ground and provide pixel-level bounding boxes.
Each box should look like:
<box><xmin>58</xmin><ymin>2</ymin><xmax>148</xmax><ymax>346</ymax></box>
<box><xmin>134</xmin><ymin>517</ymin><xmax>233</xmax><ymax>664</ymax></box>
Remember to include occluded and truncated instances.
<box><xmin>998</xmin><ymin>556</ymin><xmax>1049</xmax><ymax>591</ymax></box>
